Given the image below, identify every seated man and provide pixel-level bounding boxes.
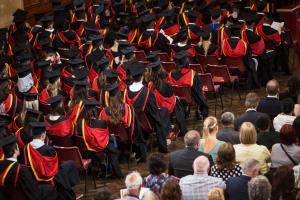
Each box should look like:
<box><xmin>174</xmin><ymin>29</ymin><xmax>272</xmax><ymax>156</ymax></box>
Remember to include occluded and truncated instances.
<box><xmin>0</xmin><ymin>135</ymin><xmax>41</xmax><ymax>200</ymax></box>
<box><xmin>179</xmin><ymin>155</ymin><xmax>225</xmax><ymax>200</ymax></box>
<box><xmin>257</xmin><ymin>79</ymin><xmax>282</xmax><ymax>120</ymax></box>
<box><xmin>227</xmin><ymin>159</ymin><xmax>261</xmax><ymax>200</ymax></box>
<box><xmin>217</xmin><ymin>112</ymin><xmax>240</xmax><ymax>144</ymax></box>
<box><xmin>121</xmin><ymin>171</ymin><xmax>143</xmax><ymax>200</ymax></box>
<box><xmin>169</xmin><ymin>130</ymin><xmax>213</xmax><ymax>178</ymax></box>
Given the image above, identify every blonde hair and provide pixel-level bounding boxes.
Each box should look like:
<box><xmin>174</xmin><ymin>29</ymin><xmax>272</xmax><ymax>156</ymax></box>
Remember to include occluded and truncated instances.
<box><xmin>239</xmin><ymin>122</ymin><xmax>257</xmax><ymax>144</ymax></box>
<box><xmin>202</xmin><ymin>40</ymin><xmax>211</xmax><ymax>56</ymax></box>
<box><xmin>202</xmin><ymin>116</ymin><xmax>218</xmax><ymax>140</ymax></box>
<box><xmin>46</xmin><ymin>79</ymin><xmax>61</xmax><ymax>97</ymax></box>
<box><xmin>206</xmin><ymin>188</ymin><xmax>225</xmax><ymax>200</ymax></box>
<box><xmin>24</xmin><ymin>100</ymin><xmax>39</xmax><ymax>111</ymax></box>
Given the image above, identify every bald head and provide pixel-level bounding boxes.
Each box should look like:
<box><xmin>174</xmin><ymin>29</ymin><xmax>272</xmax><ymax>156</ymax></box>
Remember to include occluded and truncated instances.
<box><xmin>184</xmin><ymin>130</ymin><xmax>200</xmax><ymax>148</ymax></box>
<box><xmin>193</xmin><ymin>156</ymin><xmax>210</xmax><ymax>174</ymax></box>
<box><xmin>266</xmin><ymin>79</ymin><xmax>279</xmax><ymax>96</ymax></box>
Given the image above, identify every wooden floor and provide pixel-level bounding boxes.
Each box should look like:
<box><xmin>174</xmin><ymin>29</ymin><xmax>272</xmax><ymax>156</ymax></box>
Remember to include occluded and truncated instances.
<box><xmin>74</xmin><ymin>50</ymin><xmax>300</xmax><ymax>199</ymax></box>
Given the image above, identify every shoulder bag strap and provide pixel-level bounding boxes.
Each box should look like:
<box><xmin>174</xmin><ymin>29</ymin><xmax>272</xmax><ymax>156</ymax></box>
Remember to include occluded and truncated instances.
<box><xmin>280</xmin><ymin>143</ymin><xmax>297</xmax><ymax>165</ymax></box>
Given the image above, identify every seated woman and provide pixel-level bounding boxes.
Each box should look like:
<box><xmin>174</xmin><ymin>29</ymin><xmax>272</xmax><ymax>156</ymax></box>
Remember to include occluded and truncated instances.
<box><xmin>199</xmin><ymin>117</ymin><xmax>225</xmax><ymax>161</ymax></box>
<box><xmin>211</xmin><ymin>143</ymin><xmax>242</xmax><ymax>182</ymax></box>
<box><xmin>234</xmin><ymin>122</ymin><xmax>271</xmax><ymax>174</ymax></box>
<box><xmin>271</xmin><ymin>124</ymin><xmax>300</xmax><ymax>168</ymax></box>
<box><xmin>273</xmin><ymin>98</ymin><xmax>296</xmax><ymax>132</ymax></box>
<box><xmin>147</xmin><ymin>60</ymin><xmax>187</xmax><ymax>136</ymax></box>
<box><xmin>99</xmin><ymin>82</ymin><xmax>147</xmax><ymax>162</ymax></box>
<box><xmin>195</xmin><ymin>27</ymin><xmax>218</xmax><ymax>56</ymax></box>
<box><xmin>77</xmin><ymin>99</ymin><xmax>123</xmax><ymax>178</ymax></box>
<box><xmin>167</xmin><ymin>50</ymin><xmax>208</xmax><ymax>118</ymax></box>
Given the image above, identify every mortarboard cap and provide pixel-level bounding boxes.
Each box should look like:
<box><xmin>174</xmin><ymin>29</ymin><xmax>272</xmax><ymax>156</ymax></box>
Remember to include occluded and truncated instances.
<box><xmin>13</xmin><ymin>9</ymin><xmax>27</xmax><ymax>23</ymax></box>
<box><xmin>89</xmin><ymin>34</ymin><xmax>103</xmax><ymax>42</ymax></box>
<box><xmin>36</xmin><ymin>60</ymin><xmax>51</xmax><ymax>69</ymax></box>
<box><xmin>120</xmin><ymin>46</ymin><xmax>136</xmax><ymax>56</ymax></box>
<box><xmin>103</xmin><ymin>82</ymin><xmax>120</xmax><ymax>96</ymax></box>
<box><xmin>0</xmin><ymin>114</ymin><xmax>12</xmax><ymax>128</ymax></box>
<box><xmin>147</xmin><ymin>60</ymin><xmax>162</xmax><ymax>72</ymax></box>
<box><xmin>83</xmin><ymin>99</ymin><xmax>99</xmax><ymax>108</ymax></box>
<box><xmin>95</xmin><ymin>3</ymin><xmax>104</xmax><ymax>15</ymax></box>
<box><xmin>96</xmin><ymin>56</ymin><xmax>109</xmax><ymax>67</ymax></box>
<box><xmin>23</xmin><ymin>91</ymin><xmax>40</xmax><ymax>101</ymax></box>
<box><xmin>16</xmin><ymin>53</ymin><xmax>32</xmax><ymax>62</ymax></box>
<box><xmin>197</xmin><ymin>26</ymin><xmax>211</xmax><ymax>39</ymax></box>
<box><xmin>104</xmin><ymin>68</ymin><xmax>119</xmax><ymax>79</ymax></box>
<box><xmin>47</xmin><ymin>94</ymin><xmax>63</xmax><ymax>109</ymax></box>
<box><xmin>25</xmin><ymin>109</ymin><xmax>43</xmax><ymax>121</ymax></box>
<box><xmin>73</xmin><ymin>80</ymin><xmax>89</xmax><ymax>87</ymax></box>
<box><xmin>68</xmin><ymin>58</ymin><xmax>84</xmax><ymax>67</ymax></box>
<box><xmin>146</xmin><ymin>51</ymin><xmax>160</xmax><ymax>62</ymax></box>
<box><xmin>44</xmin><ymin>69</ymin><xmax>61</xmax><ymax>84</ymax></box>
<box><xmin>174</xmin><ymin>50</ymin><xmax>188</xmax><ymax>60</ymax></box>
<box><xmin>127</xmin><ymin>61</ymin><xmax>145</xmax><ymax>77</ymax></box>
<box><xmin>74</xmin><ymin>67</ymin><xmax>90</xmax><ymax>80</ymax></box>
<box><xmin>140</xmin><ymin>13</ymin><xmax>155</xmax><ymax>24</ymax></box>
<box><xmin>29</xmin><ymin>122</ymin><xmax>46</xmax><ymax>136</ymax></box>
<box><xmin>40</xmin><ymin>15</ymin><xmax>54</xmax><ymax>23</ymax></box>
<box><xmin>17</xmin><ymin>64</ymin><xmax>32</xmax><ymax>78</ymax></box>
<box><xmin>159</xmin><ymin>9</ymin><xmax>174</xmax><ymax>17</ymax></box>
<box><xmin>158</xmin><ymin>0</ymin><xmax>169</xmax><ymax>8</ymax></box>
<box><xmin>209</xmin><ymin>9</ymin><xmax>222</xmax><ymax>19</ymax></box>
<box><xmin>0</xmin><ymin>135</ymin><xmax>16</xmax><ymax>147</ymax></box>
<box><xmin>73</xmin><ymin>0</ymin><xmax>84</xmax><ymax>7</ymax></box>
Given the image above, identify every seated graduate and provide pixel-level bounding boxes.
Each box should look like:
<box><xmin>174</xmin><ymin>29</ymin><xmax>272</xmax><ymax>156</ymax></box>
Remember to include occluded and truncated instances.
<box><xmin>0</xmin><ymin>135</ymin><xmax>41</xmax><ymax>200</ymax></box>
<box><xmin>70</xmin><ymin>0</ymin><xmax>87</xmax><ymax>38</ymax></box>
<box><xmin>167</xmin><ymin>50</ymin><xmax>209</xmax><ymax>119</ymax></box>
<box><xmin>24</xmin><ymin>122</ymin><xmax>79</xmax><ymax>200</ymax></box>
<box><xmin>99</xmin><ymin>82</ymin><xmax>147</xmax><ymax>162</ymax></box>
<box><xmin>146</xmin><ymin>55</ymin><xmax>187</xmax><ymax>137</ymax></box>
<box><xmin>159</xmin><ymin>9</ymin><xmax>181</xmax><ymax>39</ymax></box>
<box><xmin>124</xmin><ymin>60</ymin><xmax>171</xmax><ymax>153</ymax></box>
<box><xmin>172</xmin><ymin>26</ymin><xmax>196</xmax><ymax>58</ymax></box>
<box><xmin>45</xmin><ymin>94</ymin><xmax>74</xmax><ymax>142</ymax></box>
<box><xmin>77</xmin><ymin>99</ymin><xmax>123</xmax><ymax>178</ymax></box>
<box><xmin>195</xmin><ymin>27</ymin><xmax>218</xmax><ymax>56</ymax></box>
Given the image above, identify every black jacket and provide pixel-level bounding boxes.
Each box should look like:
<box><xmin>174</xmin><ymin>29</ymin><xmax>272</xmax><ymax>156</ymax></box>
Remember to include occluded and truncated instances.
<box><xmin>227</xmin><ymin>175</ymin><xmax>252</xmax><ymax>200</ymax></box>
<box><xmin>217</xmin><ymin>127</ymin><xmax>240</xmax><ymax>144</ymax></box>
<box><xmin>234</xmin><ymin>110</ymin><xmax>268</xmax><ymax>131</ymax></box>
<box><xmin>257</xmin><ymin>97</ymin><xmax>282</xmax><ymax>120</ymax></box>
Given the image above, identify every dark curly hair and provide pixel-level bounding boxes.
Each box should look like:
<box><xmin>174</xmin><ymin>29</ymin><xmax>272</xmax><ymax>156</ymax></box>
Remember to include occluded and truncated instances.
<box><xmin>148</xmin><ymin>153</ymin><xmax>167</xmax><ymax>175</ymax></box>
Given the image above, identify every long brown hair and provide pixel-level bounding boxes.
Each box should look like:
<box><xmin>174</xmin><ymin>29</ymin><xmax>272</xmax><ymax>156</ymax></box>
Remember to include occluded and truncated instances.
<box><xmin>46</xmin><ymin>79</ymin><xmax>61</xmax><ymax>97</ymax></box>
<box><xmin>149</xmin><ymin>67</ymin><xmax>167</xmax><ymax>91</ymax></box>
<box><xmin>216</xmin><ymin>143</ymin><xmax>236</xmax><ymax>170</ymax></box>
<box><xmin>107</xmin><ymin>92</ymin><xmax>124</xmax><ymax>125</ymax></box>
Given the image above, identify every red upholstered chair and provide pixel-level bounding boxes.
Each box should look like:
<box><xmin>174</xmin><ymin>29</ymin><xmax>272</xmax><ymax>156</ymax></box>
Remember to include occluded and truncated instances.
<box><xmin>134</xmin><ymin>50</ymin><xmax>147</xmax><ymax>61</ymax></box>
<box><xmin>47</xmin><ymin>135</ymin><xmax>74</xmax><ymax>147</ymax></box>
<box><xmin>189</xmin><ymin>64</ymin><xmax>204</xmax><ymax>74</ymax></box>
<box><xmin>222</xmin><ymin>57</ymin><xmax>247</xmax><ymax>78</ymax></box>
<box><xmin>161</xmin><ymin>62</ymin><xmax>176</xmax><ymax>73</ymax></box>
<box><xmin>53</xmin><ymin>145</ymin><xmax>94</xmax><ymax>199</ymax></box>
<box><xmin>199</xmin><ymin>73</ymin><xmax>223</xmax><ymax>116</ymax></box>
<box><xmin>172</xmin><ymin>86</ymin><xmax>195</xmax><ymax>121</ymax></box>
<box><xmin>158</xmin><ymin>52</ymin><xmax>171</xmax><ymax>62</ymax></box>
<box><xmin>197</xmin><ymin>54</ymin><xmax>219</xmax><ymax>71</ymax></box>
<box><xmin>206</xmin><ymin>64</ymin><xmax>241</xmax><ymax>105</ymax></box>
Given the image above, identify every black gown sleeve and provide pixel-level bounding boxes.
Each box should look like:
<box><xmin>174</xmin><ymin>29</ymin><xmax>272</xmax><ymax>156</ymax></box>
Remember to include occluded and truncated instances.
<box><xmin>18</xmin><ymin>166</ymin><xmax>42</xmax><ymax>200</ymax></box>
<box><xmin>154</xmin><ymin>33</ymin><xmax>170</xmax><ymax>52</ymax></box>
<box><xmin>191</xmin><ymin>74</ymin><xmax>209</xmax><ymax>117</ymax></box>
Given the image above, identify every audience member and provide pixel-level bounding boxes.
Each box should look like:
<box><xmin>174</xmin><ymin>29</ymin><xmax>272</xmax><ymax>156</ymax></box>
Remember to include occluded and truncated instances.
<box><xmin>160</xmin><ymin>180</ymin><xmax>182</xmax><ymax>200</ymax></box>
<box><xmin>272</xmin><ymin>166</ymin><xmax>297</xmax><ymax>200</ymax></box>
<box><xmin>273</xmin><ymin>98</ymin><xmax>296</xmax><ymax>132</ymax></box>
<box><xmin>280</xmin><ymin>76</ymin><xmax>300</xmax><ymax>103</ymax></box>
<box><xmin>294</xmin><ymin>94</ymin><xmax>300</xmax><ymax>117</ymax></box>
<box><xmin>122</xmin><ymin>171</ymin><xmax>143</xmax><ymax>200</ymax></box>
<box><xmin>141</xmin><ymin>190</ymin><xmax>159</xmax><ymax>200</ymax></box>
<box><xmin>257</xmin><ymin>79</ymin><xmax>282</xmax><ymax>119</ymax></box>
<box><xmin>144</xmin><ymin>153</ymin><xmax>171</xmax><ymax>197</ymax></box>
<box><xmin>234</xmin><ymin>122</ymin><xmax>271</xmax><ymax>174</ymax></box>
<box><xmin>211</xmin><ymin>143</ymin><xmax>242</xmax><ymax>182</ymax></box>
<box><xmin>206</xmin><ymin>188</ymin><xmax>225</xmax><ymax>200</ymax></box>
<box><xmin>94</xmin><ymin>189</ymin><xmax>111</xmax><ymax>200</ymax></box>
<box><xmin>248</xmin><ymin>175</ymin><xmax>272</xmax><ymax>200</ymax></box>
<box><xmin>271</xmin><ymin>124</ymin><xmax>300</xmax><ymax>168</ymax></box>
<box><xmin>293</xmin><ymin>117</ymin><xmax>300</xmax><ymax>143</ymax></box>
<box><xmin>256</xmin><ymin>115</ymin><xmax>280</xmax><ymax>150</ymax></box>
<box><xmin>199</xmin><ymin>117</ymin><xmax>225</xmax><ymax>161</ymax></box>
<box><xmin>227</xmin><ymin>159</ymin><xmax>261</xmax><ymax>200</ymax></box>
<box><xmin>234</xmin><ymin>93</ymin><xmax>268</xmax><ymax>130</ymax></box>
<box><xmin>169</xmin><ymin>130</ymin><xmax>213</xmax><ymax>178</ymax></box>
<box><xmin>180</xmin><ymin>156</ymin><xmax>225</xmax><ymax>200</ymax></box>
<box><xmin>217</xmin><ymin>112</ymin><xmax>240</xmax><ymax>144</ymax></box>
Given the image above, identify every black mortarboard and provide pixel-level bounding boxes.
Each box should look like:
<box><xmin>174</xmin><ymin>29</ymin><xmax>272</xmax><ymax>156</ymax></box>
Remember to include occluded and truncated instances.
<box><xmin>136</xmin><ymin>2</ymin><xmax>146</xmax><ymax>14</ymax></box>
<box><xmin>127</xmin><ymin>61</ymin><xmax>145</xmax><ymax>77</ymax></box>
<box><xmin>23</xmin><ymin>91</ymin><xmax>39</xmax><ymax>101</ymax></box>
<box><xmin>255</xmin><ymin>0</ymin><xmax>267</xmax><ymax>12</ymax></box>
<box><xmin>47</xmin><ymin>94</ymin><xmax>63</xmax><ymax>108</ymax></box>
<box><xmin>103</xmin><ymin>82</ymin><xmax>120</xmax><ymax>96</ymax></box>
<box><xmin>242</xmin><ymin>10</ymin><xmax>258</xmax><ymax>24</ymax></box>
<box><xmin>95</xmin><ymin>3</ymin><xmax>104</xmax><ymax>15</ymax></box>
<box><xmin>73</xmin><ymin>80</ymin><xmax>89</xmax><ymax>87</ymax></box>
<box><xmin>141</xmin><ymin>13</ymin><xmax>155</xmax><ymax>24</ymax></box>
<box><xmin>16</xmin><ymin>53</ymin><xmax>32</xmax><ymax>62</ymax></box>
<box><xmin>139</xmin><ymin>9</ymin><xmax>150</xmax><ymax>17</ymax></box>
<box><xmin>120</xmin><ymin>46</ymin><xmax>136</xmax><ymax>56</ymax></box>
<box><xmin>146</xmin><ymin>51</ymin><xmax>160</xmax><ymax>62</ymax></box>
<box><xmin>73</xmin><ymin>0</ymin><xmax>84</xmax><ymax>7</ymax></box>
<box><xmin>83</xmin><ymin>99</ymin><xmax>99</xmax><ymax>108</ymax></box>
<box><xmin>53</xmin><ymin>5</ymin><xmax>65</xmax><ymax>12</ymax></box>
<box><xmin>158</xmin><ymin>0</ymin><xmax>169</xmax><ymax>8</ymax></box>
<box><xmin>13</xmin><ymin>9</ymin><xmax>27</xmax><ymax>23</ymax></box>
<box><xmin>89</xmin><ymin>34</ymin><xmax>103</xmax><ymax>42</ymax></box>
<box><xmin>116</xmin><ymin>32</ymin><xmax>128</xmax><ymax>40</ymax></box>
<box><xmin>85</xmin><ymin>23</ymin><xmax>99</xmax><ymax>35</ymax></box>
<box><xmin>68</xmin><ymin>58</ymin><xmax>84</xmax><ymax>67</ymax></box>
<box><xmin>0</xmin><ymin>135</ymin><xmax>16</xmax><ymax>147</ymax></box>
<box><xmin>104</xmin><ymin>68</ymin><xmax>119</xmax><ymax>79</ymax></box>
<box><xmin>44</xmin><ymin>69</ymin><xmax>61</xmax><ymax>83</ymax></box>
<box><xmin>174</xmin><ymin>50</ymin><xmax>188</xmax><ymax>60</ymax></box>
<box><xmin>74</xmin><ymin>67</ymin><xmax>90</xmax><ymax>80</ymax></box>
<box><xmin>96</xmin><ymin>56</ymin><xmax>109</xmax><ymax>67</ymax></box>
<box><xmin>147</xmin><ymin>60</ymin><xmax>161</xmax><ymax>72</ymax></box>
<box><xmin>26</xmin><ymin>109</ymin><xmax>43</xmax><ymax>121</ymax></box>
<box><xmin>229</xmin><ymin>23</ymin><xmax>243</xmax><ymax>30</ymax></box>
<box><xmin>36</xmin><ymin>60</ymin><xmax>51</xmax><ymax>69</ymax></box>
<box><xmin>159</xmin><ymin>9</ymin><xmax>174</xmax><ymax>17</ymax></box>
<box><xmin>40</xmin><ymin>15</ymin><xmax>54</xmax><ymax>23</ymax></box>
<box><xmin>17</xmin><ymin>64</ymin><xmax>32</xmax><ymax>78</ymax></box>
<box><xmin>118</xmin><ymin>40</ymin><xmax>131</xmax><ymax>50</ymax></box>
<box><xmin>29</xmin><ymin>122</ymin><xmax>46</xmax><ymax>136</ymax></box>
<box><xmin>209</xmin><ymin>9</ymin><xmax>222</xmax><ymax>19</ymax></box>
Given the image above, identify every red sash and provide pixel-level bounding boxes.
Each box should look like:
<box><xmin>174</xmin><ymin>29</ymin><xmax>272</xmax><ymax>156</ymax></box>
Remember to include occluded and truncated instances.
<box><xmin>154</xmin><ymin>89</ymin><xmax>176</xmax><ymax>113</ymax></box>
<box><xmin>25</xmin><ymin>144</ymin><xmax>58</xmax><ymax>182</ymax></box>
<box><xmin>69</xmin><ymin>101</ymin><xmax>84</xmax><ymax>123</ymax></box>
<box><xmin>89</xmin><ymin>66</ymin><xmax>98</xmax><ymax>83</ymax></box>
<box><xmin>117</xmin><ymin>65</ymin><xmax>126</xmax><ymax>81</ymax></box>
<box><xmin>167</xmin><ymin>69</ymin><xmax>195</xmax><ymax>87</ymax></box>
<box><xmin>124</xmin><ymin>88</ymin><xmax>150</xmax><ymax>112</ymax></box>
<box><xmin>222</xmin><ymin>39</ymin><xmax>247</xmax><ymax>57</ymax></box>
<box><xmin>164</xmin><ymin>24</ymin><xmax>180</xmax><ymax>37</ymax></box>
<box><xmin>256</xmin><ymin>25</ymin><xmax>281</xmax><ymax>45</ymax></box>
<box><xmin>75</xmin><ymin>23</ymin><xmax>85</xmax><ymax>37</ymax></box>
<box><xmin>15</xmin><ymin>128</ymin><xmax>25</xmax><ymax>149</ymax></box>
<box><xmin>0</xmin><ymin>162</ymin><xmax>20</xmax><ymax>187</ymax></box>
<box><xmin>4</xmin><ymin>94</ymin><xmax>18</xmax><ymax>117</ymax></box>
<box><xmin>91</xmin><ymin>77</ymin><xmax>99</xmax><ymax>92</ymax></box>
<box><xmin>57</xmin><ymin>31</ymin><xmax>80</xmax><ymax>47</ymax></box>
<box><xmin>81</xmin><ymin>119</ymin><xmax>109</xmax><ymax>152</ymax></box>
<box><xmin>242</xmin><ymin>30</ymin><xmax>265</xmax><ymax>55</ymax></box>
<box><xmin>186</xmin><ymin>47</ymin><xmax>196</xmax><ymax>57</ymax></box>
<box><xmin>39</xmin><ymin>89</ymin><xmax>50</xmax><ymax>105</ymax></box>
<box><xmin>46</xmin><ymin>119</ymin><xmax>74</xmax><ymax>137</ymax></box>
<box><xmin>0</xmin><ymin>149</ymin><xmax>4</xmax><ymax>161</ymax></box>
<box><xmin>99</xmin><ymin>90</ymin><xmax>109</xmax><ymax>108</ymax></box>
<box><xmin>187</xmin><ymin>28</ymin><xmax>198</xmax><ymax>40</ymax></box>
<box><xmin>155</xmin><ymin>16</ymin><xmax>165</xmax><ymax>31</ymax></box>
<box><xmin>128</xmin><ymin>29</ymin><xmax>138</xmax><ymax>44</ymax></box>
<box><xmin>138</xmin><ymin>31</ymin><xmax>159</xmax><ymax>49</ymax></box>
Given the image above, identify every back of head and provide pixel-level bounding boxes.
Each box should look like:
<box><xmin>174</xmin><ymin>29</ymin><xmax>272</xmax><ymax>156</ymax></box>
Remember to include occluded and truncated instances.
<box><xmin>184</xmin><ymin>130</ymin><xmax>200</xmax><ymax>148</ymax></box>
<box><xmin>193</xmin><ymin>155</ymin><xmax>210</xmax><ymax>174</ymax></box>
<box><xmin>239</xmin><ymin>122</ymin><xmax>257</xmax><ymax>145</ymax></box>
<box><xmin>160</xmin><ymin>180</ymin><xmax>182</xmax><ymax>200</ymax></box>
<box><xmin>256</xmin><ymin>115</ymin><xmax>271</xmax><ymax>132</ymax></box>
<box><xmin>241</xmin><ymin>159</ymin><xmax>260</xmax><ymax>177</ymax></box>
<box><xmin>248</xmin><ymin>175</ymin><xmax>271</xmax><ymax>200</ymax></box>
<box><xmin>207</xmin><ymin>188</ymin><xmax>225</xmax><ymax>200</ymax></box>
<box><xmin>202</xmin><ymin>116</ymin><xmax>218</xmax><ymax>139</ymax></box>
<box><xmin>220</xmin><ymin>112</ymin><xmax>235</xmax><ymax>126</ymax></box>
<box><xmin>266</xmin><ymin>79</ymin><xmax>279</xmax><ymax>96</ymax></box>
<box><xmin>293</xmin><ymin>117</ymin><xmax>300</xmax><ymax>142</ymax></box>
<box><xmin>216</xmin><ymin>143</ymin><xmax>236</xmax><ymax>170</ymax></box>
<box><xmin>272</xmin><ymin>166</ymin><xmax>295</xmax><ymax>199</ymax></box>
<box><xmin>148</xmin><ymin>153</ymin><xmax>167</xmax><ymax>176</ymax></box>
<box><xmin>245</xmin><ymin>92</ymin><xmax>259</xmax><ymax>109</ymax></box>
<box><xmin>94</xmin><ymin>189</ymin><xmax>111</xmax><ymax>200</ymax></box>
<box><xmin>281</xmin><ymin>98</ymin><xmax>294</xmax><ymax>115</ymax></box>
<box><xmin>279</xmin><ymin>124</ymin><xmax>296</xmax><ymax>145</ymax></box>
<box><xmin>125</xmin><ymin>171</ymin><xmax>143</xmax><ymax>190</ymax></box>
<box><xmin>141</xmin><ymin>190</ymin><xmax>159</xmax><ymax>200</ymax></box>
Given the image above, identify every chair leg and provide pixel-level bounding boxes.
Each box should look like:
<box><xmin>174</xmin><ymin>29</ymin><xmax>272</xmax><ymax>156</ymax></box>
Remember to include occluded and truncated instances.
<box><xmin>92</xmin><ymin>169</ymin><xmax>97</xmax><ymax>189</ymax></box>
<box><xmin>219</xmin><ymin>92</ymin><xmax>223</xmax><ymax>111</ymax></box>
<box><xmin>84</xmin><ymin>169</ymin><xmax>87</xmax><ymax>200</ymax></box>
<box><xmin>214</xmin><ymin>92</ymin><xmax>217</xmax><ymax>117</ymax></box>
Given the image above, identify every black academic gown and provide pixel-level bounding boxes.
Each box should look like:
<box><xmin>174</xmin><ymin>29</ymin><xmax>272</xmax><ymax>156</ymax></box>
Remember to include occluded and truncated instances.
<box><xmin>0</xmin><ymin>159</ymin><xmax>41</xmax><ymax>200</ymax></box>
<box><xmin>126</xmin><ymin>86</ymin><xmax>171</xmax><ymax>152</ymax></box>
<box><xmin>138</xmin><ymin>29</ymin><xmax>170</xmax><ymax>53</ymax></box>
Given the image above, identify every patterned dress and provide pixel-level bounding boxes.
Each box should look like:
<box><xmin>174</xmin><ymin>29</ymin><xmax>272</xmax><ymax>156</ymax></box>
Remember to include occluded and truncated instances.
<box><xmin>143</xmin><ymin>174</ymin><xmax>171</xmax><ymax>197</ymax></box>
<box><xmin>211</xmin><ymin>164</ymin><xmax>242</xmax><ymax>182</ymax></box>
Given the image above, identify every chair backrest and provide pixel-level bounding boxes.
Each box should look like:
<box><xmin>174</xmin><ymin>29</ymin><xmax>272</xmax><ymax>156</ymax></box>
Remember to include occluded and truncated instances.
<box><xmin>47</xmin><ymin>135</ymin><xmax>74</xmax><ymax>147</ymax></box>
<box><xmin>222</xmin><ymin>57</ymin><xmax>246</xmax><ymax>76</ymax></box>
<box><xmin>158</xmin><ymin>52</ymin><xmax>171</xmax><ymax>62</ymax></box>
<box><xmin>189</xmin><ymin>64</ymin><xmax>204</xmax><ymax>74</ymax></box>
<box><xmin>53</xmin><ymin>145</ymin><xmax>84</xmax><ymax>170</ymax></box>
<box><xmin>197</xmin><ymin>54</ymin><xmax>219</xmax><ymax>69</ymax></box>
<box><xmin>134</xmin><ymin>50</ymin><xmax>147</xmax><ymax>61</ymax></box>
<box><xmin>199</xmin><ymin>73</ymin><xmax>216</xmax><ymax>92</ymax></box>
<box><xmin>161</xmin><ymin>62</ymin><xmax>176</xmax><ymax>73</ymax></box>
<box><xmin>207</xmin><ymin>64</ymin><xmax>231</xmax><ymax>83</ymax></box>
<box><xmin>172</xmin><ymin>86</ymin><xmax>194</xmax><ymax>105</ymax></box>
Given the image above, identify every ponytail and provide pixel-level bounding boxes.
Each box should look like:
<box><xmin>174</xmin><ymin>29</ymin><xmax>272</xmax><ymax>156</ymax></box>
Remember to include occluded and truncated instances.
<box><xmin>202</xmin><ymin>116</ymin><xmax>218</xmax><ymax>140</ymax></box>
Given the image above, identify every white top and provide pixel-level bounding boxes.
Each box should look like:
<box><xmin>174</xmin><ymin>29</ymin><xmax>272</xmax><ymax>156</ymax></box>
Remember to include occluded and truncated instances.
<box><xmin>30</xmin><ymin>139</ymin><xmax>45</xmax><ymax>149</ymax></box>
<box><xmin>271</xmin><ymin>143</ymin><xmax>300</xmax><ymax>168</ymax></box>
<box><xmin>273</xmin><ymin>114</ymin><xmax>296</xmax><ymax>132</ymax></box>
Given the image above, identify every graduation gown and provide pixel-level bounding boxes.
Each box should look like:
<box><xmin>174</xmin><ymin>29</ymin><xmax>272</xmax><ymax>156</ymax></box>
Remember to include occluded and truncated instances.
<box><xmin>137</xmin><ymin>29</ymin><xmax>170</xmax><ymax>52</ymax></box>
<box><xmin>52</xmin><ymin>30</ymin><xmax>80</xmax><ymax>49</ymax></box>
<box><xmin>70</xmin><ymin>20</ymin><xmax>86</xmax><ymax>37</ymax></box>
<box><xmin>1</xmin><ymin>93</ymin><xmax>20</xmax><ymax>117</ymax></box>
<box><xmin>172</xmin><ymin>43</ymin><xmax>196</xmax><ymax>57</ymax></box>
<box><xmin>160</xmin><ymin>22</ymin><xmax>180</xmax><ymax>38</ymax></box>
<box><xmin>0</xmin><ymin>159</ymin><xmax>41</xmax><ymax>200</ymax></box>
<box><xmin>124</xmin><ymin>86</ymin><xmax>171</xmax><ymax>152</ymax></box>
<box><xmin>195</xmin><ymin>43</ymin><xmax>218</xmax><ymax>56</ymax></box>
<box><xmin>45</xmin><ymin>116</ymin><xmax>74</xmax><ymax>138</ymax></box>
<box><xmin>167</xmin><ymin>68</ymin><xmax>209</xmax><ymax>117</ymax></box>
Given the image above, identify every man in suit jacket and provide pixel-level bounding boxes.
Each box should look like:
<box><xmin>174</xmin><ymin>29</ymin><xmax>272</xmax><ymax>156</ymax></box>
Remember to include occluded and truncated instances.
<box><xmin>234</xmin><ymin>92</ymin><xmax>268</xmax><ymax>130</ymax></box>
<box><xmin>257</xmin><ymin>79</ymin><xmax>282</xmax><ymax>120</ymax></box>
<box><xmin>168</xmin><ymin>130</ymin><xmax>214</xmax><ymax>178</ymax></box>
<box><xmin>218</xmin><ymin>112</ymin><xmax>240</xmax><ymax>144</ymax></box>
<box><xmin>227</xmin><ymin>159</ymin><xmax>261</xmax><ymax>200</ymax></box>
